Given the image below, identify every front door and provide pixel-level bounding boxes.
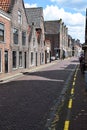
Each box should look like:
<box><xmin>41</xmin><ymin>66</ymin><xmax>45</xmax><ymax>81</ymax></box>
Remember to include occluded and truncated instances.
<box><xmin>5</xmin><ymin>50</ymin><xmax>8</xmax><ymax>73</ymax></box>
<box><xmin>36</xmin><ymin>52</ymin><xmax>37</xmax><ymax>66</ymax></box>
<box><xmin>24</xmin><ymin>52</ymin><xmax>27</xmax><ymax>68</ymax></box>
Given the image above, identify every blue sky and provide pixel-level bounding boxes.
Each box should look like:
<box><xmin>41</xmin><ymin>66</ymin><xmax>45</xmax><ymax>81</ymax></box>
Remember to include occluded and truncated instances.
<box><xmin>24</xmin><ymin>0</ymin><xmax>87</xmax><ymax>43</ymax></box>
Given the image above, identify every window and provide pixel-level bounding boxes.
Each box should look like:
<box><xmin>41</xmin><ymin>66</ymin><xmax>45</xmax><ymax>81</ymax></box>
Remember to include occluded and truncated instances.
<box><xmin>19</xmin><ymin>51</ymin><xmax>22</xmax><ymax>67</ymax></box>
<box><xmin>18</xmin><ymin>11</ymin><xmax>22</xmax><ymax>24</ymax></box>
<box><xmin>42</xmin><ymin>53</ymin><xmax>44</xmax><ymax>63</ymax></box>
<box><xmin>13</xmin><ymin>28</ymin><xmax>18</xmax><ymax>44</ymax></box>
<box><xmin>12</xmin><ymin>51</ymin><xmax>17</xmax><ymax>68</ymax></box>
<box><xmin>0</xmin><ymin>23</ymin><xmax>4</xmax><ymax>42</ymax></box>
<box><xmin>33</xmin><ymin>38</ymin><xmax>35</xmax><ymax>46</ymax></box>
<box><xmin>31</xmin><ymin>52</ymin><xmax>34</xmax><ymax>65</ymax></box>
<box><xmin>22</xmin><ymin>31</ymin><xmax>26</xmax><ymax>45</ymax></box>
<box><xmin>0</xmin><ymin>50</ymin><xmax>1</xmax><ymax>72</ymax></box>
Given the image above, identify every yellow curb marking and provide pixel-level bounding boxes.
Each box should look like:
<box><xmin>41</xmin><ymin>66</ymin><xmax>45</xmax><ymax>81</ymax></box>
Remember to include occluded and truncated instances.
<box><xmin>71</xmin><ymin>88</ymin><xmax>74</xmax><ymax>95</ymax></box>
<box><xmin>64</xmin><ymin>121</ymin><xmax>70</xmax><ymax>130</ymax></box>
<box><xmin>74</xmin><ymin>74</ymin><xmax>76</xmax><ymax>77</ymax></box>
<box><xmin>68</xmin><ymin>99</ymin><xmax>72</xmax><ymax>109</ymax></box>
<box><xmin>72</xmin><ymin>81</ymin><xmax>75</xmax><ymax>86</ymax></box>
<box><xmin>74</xmin><ymin>77</ymin><xmax>76</xmax><ymax>81</ymax></box>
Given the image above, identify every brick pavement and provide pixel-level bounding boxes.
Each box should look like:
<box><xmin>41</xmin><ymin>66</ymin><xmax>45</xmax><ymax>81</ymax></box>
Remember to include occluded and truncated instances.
<box><xmin>0</xmin><ymin>58</ymin><xmax>87</xmax><ymax>130</ymax></box>
<box><xmin>0</xmin><ymin>61</ymin><xmax>57</xmax><ymax>83</ymax></box>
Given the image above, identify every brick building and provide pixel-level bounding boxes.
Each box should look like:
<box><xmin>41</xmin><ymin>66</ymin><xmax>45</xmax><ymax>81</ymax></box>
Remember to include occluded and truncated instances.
<box><xmin>10</xmin><ymin>0</ymin><xmax>29</xmax><ymax>71</ymax></box>
<box><xmin>44</xmin><ymin>19</ymin><xmax>68</xmax><ymax>59</ymax></box>
<box><xmin>0</xmin><ymin>9</ymin><xmax>11</xmax><ymax>73</ymax></box>
<box><xmin>0</xmin><ymin>0</ymin><xmax>29</xmax><ymax>74</ymax></box>
<box><xmin>45</xmin><ymin>39</ymin><xmax>51</xmax><ymax>63</ymax></box>
<box><xmin>25</xmin><ymin>7</ymin><xmax>45</xmax><ymax>67</ymax></box>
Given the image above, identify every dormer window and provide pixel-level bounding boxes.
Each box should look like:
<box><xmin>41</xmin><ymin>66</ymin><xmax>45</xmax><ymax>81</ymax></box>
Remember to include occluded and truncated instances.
<box><xmin>18</xmin><ymin>11</ymin><xmax>22</xmax><ymax>24</ymax></box>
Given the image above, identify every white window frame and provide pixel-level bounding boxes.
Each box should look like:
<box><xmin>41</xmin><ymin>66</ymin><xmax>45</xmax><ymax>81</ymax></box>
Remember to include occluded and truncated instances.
<box><xmin>31</xmin><ymin>52</ymin><xmax>34</xmax><ymax>65</ymax></box>
<box><xmin>18</xmin><ymin>11</ymin><xmax>22</xmax><ymax>24</ymax></box>
<box><xmin>0</xmin><ymin>23</ymin><xmax>4</xmax><ymax>42</ymax></box>
<box><xmin>19</xmin><ymin>51</ymin><xmax>22</xmax><ymax>67</ymax></box>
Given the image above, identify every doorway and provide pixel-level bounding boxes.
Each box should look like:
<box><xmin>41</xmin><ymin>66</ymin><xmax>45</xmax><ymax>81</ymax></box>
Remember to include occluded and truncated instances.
<box><xmin>24</xmin><ymin>52</ymin><xmax>27</xmax><ymax>68</ymax></box>
<box><xmin>36</xmin><ymin>52</ymin><xmax>37</xmax><ymax>66</ymax></box>
<box><xmin>5</xmin><ymin>50</ymin><xmax>8</xmax><ymax>73</ymax></box>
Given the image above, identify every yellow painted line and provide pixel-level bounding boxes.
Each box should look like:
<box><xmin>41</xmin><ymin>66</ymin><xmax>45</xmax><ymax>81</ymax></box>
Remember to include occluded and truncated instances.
<box><xmin>74</xmin><ymin>77</ymin><xmax>76</xmax><ymax>81</ymax></box>
<box><xmin>74</xmin><ymin>74</ymin><xmax>76</xmax><ymax>77</ymax></box>
<box><xmin>72</xmin><ymin>81</ymin><xmax>75</xmax><ymax>86</ymax></box>
<box><xmin>71</xmin><ymin>88</ymin><xmax>74</xmax><ymax>95</ymax></box>
<box><xmin>68</xmin><ymin>99</ymin><xmax>73</xmax><ymax>108</ymax></box>
<box><xmin>64</xmin><ymin>120</ymin><xmax>70</xmax><ymax>130</ymax></box>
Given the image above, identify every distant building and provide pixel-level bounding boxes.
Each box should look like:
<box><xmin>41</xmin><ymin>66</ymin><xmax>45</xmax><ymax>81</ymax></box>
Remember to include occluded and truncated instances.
<box><xmin>45</xmin><ymin>39</ymin><xmax>51</xmax><ymax>63</ymax></box>
<box><xmin>44</xmin><ymin>19</ymin><xmax>68</xmax><ymax>59</ymax></box>
<box><xmin>68</xmin><ymin>35</ymin><xmax>73</xmax><ymax>57</ymax></box>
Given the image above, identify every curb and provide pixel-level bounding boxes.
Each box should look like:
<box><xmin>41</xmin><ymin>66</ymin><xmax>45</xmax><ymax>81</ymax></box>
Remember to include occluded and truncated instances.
<box><xmin>44</xmin><ymin>64</ymin><xmax>77</xmax><ymax>130</ymax></box>
<box><xmin>0</xmin><ymin>60</ymin><xmax>57</xmax><ymax>83</ymax></box>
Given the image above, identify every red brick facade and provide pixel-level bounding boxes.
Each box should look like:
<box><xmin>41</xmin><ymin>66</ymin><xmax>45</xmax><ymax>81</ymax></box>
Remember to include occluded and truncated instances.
<box><xmin>0</xmin><ymin>9</ymin><xmax>11</xmax><ymax>73</ymax></box>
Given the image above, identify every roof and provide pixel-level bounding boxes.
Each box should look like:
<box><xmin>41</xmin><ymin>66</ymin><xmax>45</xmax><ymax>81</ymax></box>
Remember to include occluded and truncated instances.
<box><xmin>0</xmin><ymin>0</ymin><xmax>10</xmax><ymax>12</ymax></box>
<box><xmin>0</xmin><ymin>0</ymin><xmax>16</xmax><ymax>13</ymax></box>
<box><xmin>44</xmin><ymin>20</ymin><xmax>60</xmax><ymax>34</ymax></box>
<box><xmin>25</xmin><ymin>7</ymin><xmax>43</xmax><ymax>27</ymax></box>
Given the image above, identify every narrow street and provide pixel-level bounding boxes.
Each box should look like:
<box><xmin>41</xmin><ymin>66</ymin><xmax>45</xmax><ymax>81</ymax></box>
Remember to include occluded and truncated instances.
<box><xmin>0</xmin><ymin>57</ymin><xmax>79</xmax><ymax>130</ymax></box>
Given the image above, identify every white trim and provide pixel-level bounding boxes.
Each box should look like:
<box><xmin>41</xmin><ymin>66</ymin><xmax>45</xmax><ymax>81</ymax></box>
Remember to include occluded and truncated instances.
<box><xmin>0</xmin><ymin>10</ymin><xmax>11</xmax><ymax>21</ymax></box>
<box><xmin>0</xmin><ymin>13</ymin><xmax>11</xmax><ymax>21</ymax></box>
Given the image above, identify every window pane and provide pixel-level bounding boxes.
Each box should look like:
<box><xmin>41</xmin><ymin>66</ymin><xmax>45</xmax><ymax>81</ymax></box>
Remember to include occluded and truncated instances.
<box><xmin>31</xmin><ymin>52</ymin><xmax>33</xmax><ymax>65</ymax></box>
<box><xmin>13</xmin><ymin>28</ymin><xmax>18</xmax><ymax>44</ymax></box>
<box><xmin>0</xmin><ymin>23</ymin><xmax>4</xmax><ymax>42</ymax></box>
<box><xmin>18</xmin><ymin>11</ymin><xmax>22</xmax><ymax>24</ymax></box>
<box><xmin>12</xmin><ymin>51</ymin><xmax>16</xmax><ymax>68</ymax></box>
<box><xmin>22</xmin><ymin>31</ymin><xmax>26</xmax><ymax>45</ymax></box>
<box><xmin>0</xmin><ymin>23</ymin><xmax>4</xmax><ymax>30</ymax></box>
<box><xmin>19</xmin><ymin>51</ymin><xmax>22</xmax><ymax>67</ymax></box>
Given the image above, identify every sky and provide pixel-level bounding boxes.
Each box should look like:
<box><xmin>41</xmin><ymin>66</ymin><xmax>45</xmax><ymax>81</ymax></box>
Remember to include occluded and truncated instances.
<box><xmin>24</xmin><ymin>0</ymin><xmax>87</xmax><ymax>43</ymax></box>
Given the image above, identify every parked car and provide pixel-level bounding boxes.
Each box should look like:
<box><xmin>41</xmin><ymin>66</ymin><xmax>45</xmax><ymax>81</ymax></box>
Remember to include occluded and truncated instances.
<box><xmin>51</xmin><ymin>56</ymin><xmax>56</xmax><ymax>61</ymax></box>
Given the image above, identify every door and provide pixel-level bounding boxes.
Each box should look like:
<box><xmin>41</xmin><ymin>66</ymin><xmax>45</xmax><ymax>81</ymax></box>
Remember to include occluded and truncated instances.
<box><xmin>5</xmin><ymin>50</ymin><xmax>8</xmax><ymax>73</ymax></box>
<box><xmin>36</xmin><ymin>52</ymin><xmax>37</xmax><ymax>66</ymax></box>
<box><xmin>24</xmin><ymin>52</ymin><xmax>27</xmax><ymax>68</ymax></box>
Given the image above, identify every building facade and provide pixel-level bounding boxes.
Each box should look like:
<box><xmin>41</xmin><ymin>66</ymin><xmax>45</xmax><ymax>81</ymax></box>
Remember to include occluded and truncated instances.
<box><xmin>0</xmin><ymin>9</ymin><xmax>11</xmax><ymax>74</ymax></box>
<box><xmin>0</xmin><ymin>0</ymin><xmax>29</xmax><ymax>74</ymax></box>
<box><xmin>10</xmin><ymin>0</ymin><xmax>29</xmax><ymax>71</ymax></box>
<box><xmin>44</xmin><ymin>19</ymin><xmax>69</xmax><ymax>59</ymax></box>
<box><xmin>45</xmin><ymin>39</ymin><xmax>51</xmax><ymax>63</ymax></box>
<box><xmin>26</xmin><ymin>7</ymin><xmax>45</xmax><ymax>68</ymax></box>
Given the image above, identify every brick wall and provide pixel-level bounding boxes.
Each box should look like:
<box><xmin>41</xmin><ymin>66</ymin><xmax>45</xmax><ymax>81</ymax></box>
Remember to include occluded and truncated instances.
<box><xmin>0</xmin><ymin>10</ymin><xmax>11</xmax><ymax>73</ymax></box>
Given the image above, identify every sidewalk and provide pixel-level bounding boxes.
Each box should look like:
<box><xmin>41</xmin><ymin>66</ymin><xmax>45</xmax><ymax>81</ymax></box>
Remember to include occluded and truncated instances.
<box><xmin>69</xmin><ymin>66</ymin><xmax>87</xmax><ymax>130</ymax></box>
<box><xmin>0</xmin><ymin>61</ymin><xmax>57</xmax><ymax>83</ymax></box>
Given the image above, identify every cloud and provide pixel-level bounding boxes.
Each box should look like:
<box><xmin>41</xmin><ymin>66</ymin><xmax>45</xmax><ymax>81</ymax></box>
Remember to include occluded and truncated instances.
<box><xmin>43</xmin><ymin>5</ymin><xmax>85</xmax><ymax>43</ymax></box>
<box><xmin>50</xmin><ymin>0</ymin><xmax>87</xmax><ymax>10</ymax></box>
<box><xmin>24</xmin><ymin>3</ymin><xmax>37</xmax><ymax>8</ymax></box>
<box><xmin>24</xmin><ymin>2</ymin><xmax>85</xmax><ymax>43</ymax></box>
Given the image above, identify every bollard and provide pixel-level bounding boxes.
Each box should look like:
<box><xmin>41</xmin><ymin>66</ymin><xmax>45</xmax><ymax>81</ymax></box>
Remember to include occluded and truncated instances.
<box><xmin>84</xmin><ymin>71</ymin><xmax>87</xmax><ymax>91</ymax></box>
